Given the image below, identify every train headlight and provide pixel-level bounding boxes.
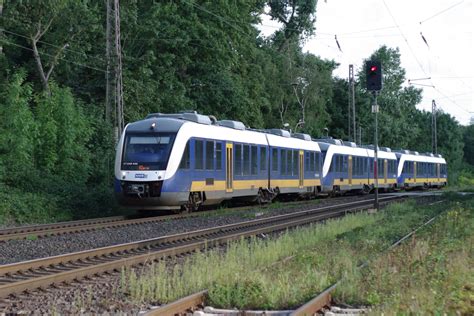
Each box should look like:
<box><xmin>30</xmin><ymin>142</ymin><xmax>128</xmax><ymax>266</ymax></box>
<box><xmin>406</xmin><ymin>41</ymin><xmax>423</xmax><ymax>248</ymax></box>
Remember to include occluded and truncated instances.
<box><xmin>121</xmin><ymin>171</ymin><xmax>126</xmax><ymax>179</ymax></box>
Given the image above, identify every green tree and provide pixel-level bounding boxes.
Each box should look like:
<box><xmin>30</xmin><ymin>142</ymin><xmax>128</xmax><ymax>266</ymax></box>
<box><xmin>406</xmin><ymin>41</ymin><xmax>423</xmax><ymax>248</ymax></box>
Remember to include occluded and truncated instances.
<box><xmin>463</xmin><ymin>124</ymin><xmax>474</xmax><ymax>166</ymax></box>
<box><xmin>0</xmin><ymin>70</ymin><xmax>35</xmax><ymax>185</ymax></box>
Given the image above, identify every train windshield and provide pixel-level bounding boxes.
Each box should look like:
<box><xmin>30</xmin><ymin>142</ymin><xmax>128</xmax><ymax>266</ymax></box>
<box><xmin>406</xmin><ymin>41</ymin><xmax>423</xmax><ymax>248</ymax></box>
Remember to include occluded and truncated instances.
<box><xmin>122</xmin><ymin>133</ymin><xmax>176</xmax><ymax>170</ymax></box>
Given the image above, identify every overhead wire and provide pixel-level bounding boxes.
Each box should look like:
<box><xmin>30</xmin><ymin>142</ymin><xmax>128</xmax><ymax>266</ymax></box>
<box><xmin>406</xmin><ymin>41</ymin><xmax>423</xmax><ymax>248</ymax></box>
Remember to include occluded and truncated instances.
<box><xmin>0</xmin><ymin>28</ymin><xmax>107</xmax><ymax>64</ymax></box>
<box><xmin>382</xmin><ymin>0</ymin><xmax>428</xmax><ymax>77</ymax></box>
<box><xmin>419</xmin><ymin>0</ymin><xmax>465</xmax><ymax>24</ymax></box>
<box><xmin>0</xmin><ymin>39</ymin><xmax>108</xmax><ymax>73</ymax></box>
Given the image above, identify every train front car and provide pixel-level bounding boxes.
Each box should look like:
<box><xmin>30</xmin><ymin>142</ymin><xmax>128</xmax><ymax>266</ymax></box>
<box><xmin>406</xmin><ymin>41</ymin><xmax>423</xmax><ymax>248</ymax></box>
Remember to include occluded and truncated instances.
<box><xmin>395</xmin><ymin>150</ymin><xmax>447</xmax><ymax>189</ymax></box>
<box><xmin>115</xmin><ymin>112</ymin><xmax>271</xmax><ymax>211</ymax></box>
<box><xmin>114</xmin><ymin>113</ymin><xmax>189</xmax><ymax>210</ymax></box>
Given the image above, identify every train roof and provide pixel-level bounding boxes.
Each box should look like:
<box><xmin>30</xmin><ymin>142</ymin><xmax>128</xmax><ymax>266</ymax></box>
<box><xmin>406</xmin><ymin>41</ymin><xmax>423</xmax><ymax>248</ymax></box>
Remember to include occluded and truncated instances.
<box><xmin>125</xmin><ymin>112</ymin><xmax>321</xmax><ymax>151</ymax></box>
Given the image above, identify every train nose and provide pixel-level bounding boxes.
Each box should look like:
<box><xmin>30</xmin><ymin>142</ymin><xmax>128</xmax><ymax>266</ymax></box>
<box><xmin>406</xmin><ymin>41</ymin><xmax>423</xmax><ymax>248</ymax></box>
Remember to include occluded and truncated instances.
<box><xmin>122</xmin><ymin>181</ymin><xmax>163</xmax><ymax>197</ymax></box>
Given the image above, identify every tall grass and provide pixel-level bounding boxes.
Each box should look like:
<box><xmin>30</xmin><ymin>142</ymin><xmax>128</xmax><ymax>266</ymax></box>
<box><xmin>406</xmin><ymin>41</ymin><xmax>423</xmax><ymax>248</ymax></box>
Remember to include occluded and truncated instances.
<box><xmin>119</xmin><ymin>211</ymin><xmax>380</xmax><ymax>307</ymax></box>
<box><xmin>337</xmin><ymin>199</ymin><xmax>473</xmax><ymax>314</ymax></box>
<box><xmin>118</xmin><ymin>197</ymin><xmax>456</xmax><ymax>310</ymax></box>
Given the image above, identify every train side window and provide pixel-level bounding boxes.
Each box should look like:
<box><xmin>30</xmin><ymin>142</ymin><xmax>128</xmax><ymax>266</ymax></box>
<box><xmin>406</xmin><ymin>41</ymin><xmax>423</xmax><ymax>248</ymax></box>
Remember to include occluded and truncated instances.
<box><xmin>251</xmin><ymin>145</ymin><xmax>258</xmax><ymax>175</ymax></box>
<box><xmin>305</xmin><ymin>152</ymin><xmax>310</xmax><ymax>172</ymax></box>
<box><xmin>179</xmin><ymin>141</ymin><xmax>190</xmax><ymax>169</ymax></box>
<box><xmin>260</xmin><ymin>147</ymin><xmax>267</xmax><ymax>171</ymax></box>
<box><xmin>195</xmin><ymin>140</ymin><xmax>204</xmax><ymax>170</ymax></box>
<box><xmin>280</xmin><ymin>149</ymin><xmax>286</xmax><ymax>175</ymax></box>
<box><xmin>243</xmin><ymin>145</ymin><xmax>250</xmax><ymax>175</ymax></box>
<box><xmin>315</xmin><ymin>153</ymin><xmax>320</xmax><ymax>173</ymax></box>
<box><xmin>205</xmin><ymin>141</ymin><xmax>214</xmax><ymax>170</ymax></box>
<box><xmin>272</xmin><ymin>148</ymin><xmax>278</xmax><ymax>172</ymax></box>
<box><xmin>234</xmin><ymin>144</ymin><xmax>242</xmax><ymax>175</ymax></box>
<box><xmin>216</xmin><ymin>142</ymin><xmax>222</xmax><ymax>170</ymax></box>
<box><xmin>292</xmin><ymin>150</ymin><xmax>298</xmax><ymax>175</ymax></box>
<box><xmin>310</xmin><ymin>152</ymin><xmax>315</xmax><ymax>172</ymax></box>
<box><xmin>287</xmin><ymin>150</ymin><xmax>292</xmax><ymax>176</ymax></box>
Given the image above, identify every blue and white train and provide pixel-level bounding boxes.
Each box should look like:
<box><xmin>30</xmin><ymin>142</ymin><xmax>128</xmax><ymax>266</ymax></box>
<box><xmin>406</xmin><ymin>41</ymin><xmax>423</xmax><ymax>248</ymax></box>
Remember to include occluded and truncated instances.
<box><xmin>114</xmin><ymin>112</ymin><xmax>447</xmax><ymax>211</ymax></box>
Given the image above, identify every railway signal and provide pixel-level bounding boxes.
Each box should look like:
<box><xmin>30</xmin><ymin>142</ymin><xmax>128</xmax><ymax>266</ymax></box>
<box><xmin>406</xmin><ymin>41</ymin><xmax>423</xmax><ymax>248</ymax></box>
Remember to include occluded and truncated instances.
<box><xmin>366</xmin><ymin>61</ymin><xmax>382</xmax><ymax>91</ymax></box>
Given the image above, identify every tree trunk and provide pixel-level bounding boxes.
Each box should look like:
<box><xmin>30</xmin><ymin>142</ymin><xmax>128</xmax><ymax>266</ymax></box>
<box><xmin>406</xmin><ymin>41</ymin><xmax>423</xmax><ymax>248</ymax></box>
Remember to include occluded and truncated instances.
<box><xmin>0</xmin><ymin>0</ymin><xmax>3</xmax><ymax>54</ymax></box>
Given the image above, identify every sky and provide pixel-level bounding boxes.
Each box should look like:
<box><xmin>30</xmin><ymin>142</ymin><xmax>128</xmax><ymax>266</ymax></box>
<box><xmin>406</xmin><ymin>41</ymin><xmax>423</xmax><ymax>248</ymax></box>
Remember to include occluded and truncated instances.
<box><xmin>260</xmin><ymin>0</ymin><xmax>474</xmax><ymax>125</ymax></box>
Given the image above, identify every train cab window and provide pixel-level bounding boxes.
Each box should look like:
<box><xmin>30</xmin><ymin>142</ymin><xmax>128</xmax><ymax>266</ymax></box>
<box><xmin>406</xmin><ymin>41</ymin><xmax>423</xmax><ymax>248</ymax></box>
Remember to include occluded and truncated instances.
<box><xmin>280</xmin><ymin>149</ymin><xmax>286</xmax><ymax>175</ymax></box>
<box><xmin>205</xmin><ymin>141</ymin><xmax>214</xmax><ymax>170</ymax></box>
<box><xmin>195</xmin><ymin>140</ymin><xmax>204</xmax><ymax>170</ymax></box>
<box><xmin>243</xmin><ymin>145</ymin><xmax>250</xmax><ymax>175</ymax></box>
<box><xmin>272</xmin><ymin>148</ymin><xmax>278</xmax><ymax>172</ymax></box>
<box><xmin>179</xmin><ymin>141</ymin><xmax>190</xmax><ymax>169</ymax></box>
<box><xmin>122</xmin><ymin>133</ymin><xmax>176</xmax><ymax>171</ymax></box>
<box><xmin>234</xmin><ymin>144</ymin><xmax>242</xmax><ymax>175</ymax></box>
<box><xmin>260</xmin><ymin>147</ymin><xmax>267</xmax><ymax>171</ymax></box>
<box><xmin>251</xmin><ymin>145</ymin><xmax>258</xmax><ymax>175</ymax></box>
<box><xmin>216</xmin><ymin>142</ymin><xmax>222</xmax><ymax>170</ymax></box>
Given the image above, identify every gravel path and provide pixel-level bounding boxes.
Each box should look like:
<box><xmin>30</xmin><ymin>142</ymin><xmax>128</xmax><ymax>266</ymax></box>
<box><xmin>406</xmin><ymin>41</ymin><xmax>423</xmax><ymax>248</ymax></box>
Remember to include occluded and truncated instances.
<box><xmin>0</xmin><ymin>195</ymin><xmax>372</xmax><ymax>265</ymax></box>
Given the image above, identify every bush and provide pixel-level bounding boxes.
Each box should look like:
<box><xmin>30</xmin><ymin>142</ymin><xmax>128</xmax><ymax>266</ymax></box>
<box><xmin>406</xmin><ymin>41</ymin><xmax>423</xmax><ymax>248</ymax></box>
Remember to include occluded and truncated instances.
<box><xmin>0</xmin><ymin>185</ymin><xmax>70</xmax><ymax>224</ymax></box>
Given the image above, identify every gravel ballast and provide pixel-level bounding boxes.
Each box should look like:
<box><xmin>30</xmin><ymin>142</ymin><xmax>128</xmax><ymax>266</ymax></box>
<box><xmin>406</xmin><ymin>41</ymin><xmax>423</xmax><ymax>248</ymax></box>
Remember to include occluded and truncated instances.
<box><xmin>0</xmin><ymin>194</ymin><xmax>438</xmax><ymax>314</ymax></box>
<box><xmin>0</xmin><ymin>195</ymin><xmax>376</xmax><ymax>265</ymax></box>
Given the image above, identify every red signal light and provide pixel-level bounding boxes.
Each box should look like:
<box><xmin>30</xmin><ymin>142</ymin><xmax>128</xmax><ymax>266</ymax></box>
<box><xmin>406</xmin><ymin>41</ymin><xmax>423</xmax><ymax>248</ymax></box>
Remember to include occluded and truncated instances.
<box><xmin>370</xmin><ymin>66</ymin><xmax>377</xmax><ymax>72</ymax></box>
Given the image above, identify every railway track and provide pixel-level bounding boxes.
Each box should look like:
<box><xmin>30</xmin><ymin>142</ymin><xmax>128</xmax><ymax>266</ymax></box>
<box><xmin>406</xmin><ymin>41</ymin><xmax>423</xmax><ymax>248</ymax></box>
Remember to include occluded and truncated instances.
<box><xmin>0</xmin><ymin>194</ymin><xmax>389</xmax><ymax>242</ymax></box>
<box><xmin>150</xmin><ymin>198</ymin><xmax>445</xmax><ymax>316</ymax></box>
<box><xmin>0</xmin><ymin>195</ymin><xmax>404</xmax><ymax>300</ymax></box>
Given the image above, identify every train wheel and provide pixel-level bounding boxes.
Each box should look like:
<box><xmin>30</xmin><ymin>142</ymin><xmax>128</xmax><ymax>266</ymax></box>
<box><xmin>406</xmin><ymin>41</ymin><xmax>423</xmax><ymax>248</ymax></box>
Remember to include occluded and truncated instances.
<box><xmin>182</xmin><ymin>192</ymin><xmax>202</xmax><ymax>213</ymax></box>
<box><xmin>257</xmin><ymin>188</ymin><xmax>275</xmax><ymax>205</ymax></box>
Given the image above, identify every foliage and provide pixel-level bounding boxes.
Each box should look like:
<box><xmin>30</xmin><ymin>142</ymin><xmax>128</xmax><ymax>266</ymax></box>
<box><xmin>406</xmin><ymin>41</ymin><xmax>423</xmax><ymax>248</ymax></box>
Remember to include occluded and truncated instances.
<box><xmin>463</xmin><ymin>124</ymin><xmax>474</xmax><ymax>166</ymax></box>
<box><xmin>338</xmin><ymin>197</ymin><xmax>473</xmax><ymax>314</ymax></box>
<box><xmin>0</xmin><ymin>70</ymin><xmax>35</xmax><ymax>185</ymax></box>
<box><xmin>0</xmin><ymin>1</ymin><xmax>470</xmax><ymax>223</ymax></box>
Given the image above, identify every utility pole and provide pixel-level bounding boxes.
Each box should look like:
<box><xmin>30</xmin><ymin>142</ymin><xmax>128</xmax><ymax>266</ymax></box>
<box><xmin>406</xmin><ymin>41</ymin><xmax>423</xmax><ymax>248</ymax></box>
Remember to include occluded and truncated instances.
<box><xmin>351</xmin><ymin>66</ymin><xmax>356</xmax><ymax>143</ymax></box>
<box><xmin>0</xmin><ymin>0</ymin><xmax>3</xmax><ymax>54</ymax></box>
<box><xmin>114</xmin><ymin>0</ymin><xmax>124</xmax><ymax>136</ymax></box>
<box><xmin>432</xmin><ymin>100</ymin><xmax>437</xmax><ymax>154</ymax></box>
<box><xmin>105</xmin><ymin>0</ymin><xmax>112</xmax><ymax>124</ymax></box>
<box><xmin>105</xmin><ymin>0</ymin><xmax>125</xmax><ymax>140</ymax></box>
<box><xmin>348</xmin><ymin>65</ymin><xmax>353</xmax><ymax>141</ymax></box>
<box><xmin>348</xmin><ymin>65</ymin><xmax>356</xmax><ymax>142</ymax></box>
<box><xmin>358</xmin><ymin>123</ymin><xmax>362</xmax><ymax>145</ymax></box>
<box><xmin>372</xmin><ymin>92</ymin><xmax>379</xmax><ymax>210</ymax></box>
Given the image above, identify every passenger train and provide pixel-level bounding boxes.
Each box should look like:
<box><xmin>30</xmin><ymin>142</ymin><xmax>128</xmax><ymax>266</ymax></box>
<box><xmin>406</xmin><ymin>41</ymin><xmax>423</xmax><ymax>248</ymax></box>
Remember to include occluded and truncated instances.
<box><xmin>114</xmin><ymin>112</ymin><xmax>447</xmax><ymax>211</ymax></box>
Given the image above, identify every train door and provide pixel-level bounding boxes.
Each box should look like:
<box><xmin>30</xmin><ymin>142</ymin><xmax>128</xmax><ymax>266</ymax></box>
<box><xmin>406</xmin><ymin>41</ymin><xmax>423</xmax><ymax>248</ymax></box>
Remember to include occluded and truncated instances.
<box><xmin>348</xmin><ymin>156</ymin><xmax>353</xmax><ymax>185</ymax></box>
<box><xmin>299</xmin><ymin>150</ymin><xmax>304</xmax><ymax>188</ymax></box>
<box><xmin>226</xmin><ymin>143</ymin><xmax>233</xmax><ymax>192</ymax></box>
<box><xmin>384</xmin><ymin>159</ymin><xmax>388</xmax><ymax>184</ymax></box>
<box><xmin>437</xmin><ymin>163</ymin><xmax>440</xmax><ymax>182</ymax></box>
<box><xmin>414</xmin><ymin>162</ymin><xmax>417</xmax><ymax>183</ymax></box>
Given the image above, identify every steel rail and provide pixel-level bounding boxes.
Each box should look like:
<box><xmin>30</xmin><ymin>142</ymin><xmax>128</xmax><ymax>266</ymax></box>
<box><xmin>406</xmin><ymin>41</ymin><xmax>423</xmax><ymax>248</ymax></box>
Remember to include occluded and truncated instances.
<box><xmin>0</xmin><ymin>213</ymin><xmax>205</xmax><ymax>242</ymax></box>
<box><xmin>290</xmin><ymin>199</ymin><xmax>447</xmax><ymax>315</ymax></box>
<box><xmin>0</xmin><ymin>196</ymin><xmax>404</xmax><ymax>299</ymax></box>
<box><xmin>0</xmin><ymin>194</ymin><xmax>393</xmax><ymax>242</ymax></box>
